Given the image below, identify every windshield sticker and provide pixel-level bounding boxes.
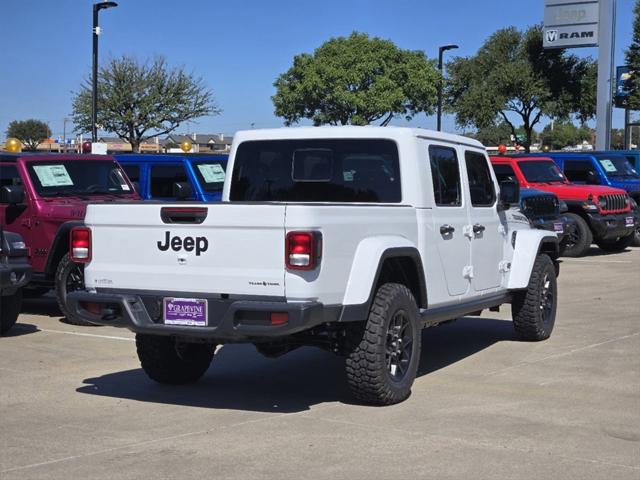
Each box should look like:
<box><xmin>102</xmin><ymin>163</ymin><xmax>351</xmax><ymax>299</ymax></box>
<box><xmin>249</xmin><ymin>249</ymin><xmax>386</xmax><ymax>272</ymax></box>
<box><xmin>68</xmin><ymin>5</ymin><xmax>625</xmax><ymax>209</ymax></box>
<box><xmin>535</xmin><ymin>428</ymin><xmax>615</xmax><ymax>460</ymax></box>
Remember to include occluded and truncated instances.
<box><xmin>197</xmin><ymin>163</ymin><xmax>225</xmax><ymax>183</ymax></box>
<box><xmin>599</xmin><ymin>159</ymin><xmax>618</xmax><ymax>173</ymax></box>
<box><xmin>33</xmin><ymin>165</ymin><xmax>74</xmax><ymax>187</ymax></box>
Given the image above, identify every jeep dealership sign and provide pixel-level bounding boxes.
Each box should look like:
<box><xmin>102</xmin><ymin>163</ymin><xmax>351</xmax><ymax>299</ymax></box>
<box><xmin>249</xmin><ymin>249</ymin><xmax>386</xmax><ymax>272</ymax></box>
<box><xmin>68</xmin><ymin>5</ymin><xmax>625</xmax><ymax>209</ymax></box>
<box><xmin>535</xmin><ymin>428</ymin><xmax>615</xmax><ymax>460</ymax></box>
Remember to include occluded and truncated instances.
<box><xmin>543</xmin><ymin>0</ymin><xmax>599</xmax><ymax>49</ymax></box>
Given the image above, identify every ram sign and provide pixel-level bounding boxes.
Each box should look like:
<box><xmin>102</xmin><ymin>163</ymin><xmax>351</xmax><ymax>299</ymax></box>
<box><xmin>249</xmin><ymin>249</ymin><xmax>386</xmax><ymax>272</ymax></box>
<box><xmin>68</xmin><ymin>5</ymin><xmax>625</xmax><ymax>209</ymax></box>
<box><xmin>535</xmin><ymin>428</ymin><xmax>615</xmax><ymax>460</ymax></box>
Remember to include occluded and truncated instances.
<box><xmin>543</xmin><ymin>0</ymin><xmax>600</xmax><ymax>49</ymax></box>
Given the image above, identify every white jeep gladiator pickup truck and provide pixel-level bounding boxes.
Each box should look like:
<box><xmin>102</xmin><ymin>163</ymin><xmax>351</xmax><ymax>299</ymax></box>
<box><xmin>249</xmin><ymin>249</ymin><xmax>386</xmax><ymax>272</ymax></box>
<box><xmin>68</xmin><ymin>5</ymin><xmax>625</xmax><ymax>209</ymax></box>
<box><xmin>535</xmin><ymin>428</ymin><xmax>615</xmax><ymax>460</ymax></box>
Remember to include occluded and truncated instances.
<box><xmin>67</xmin><ymin>127</ymin><xmax>559</xmax><ymax>405</ymax></box>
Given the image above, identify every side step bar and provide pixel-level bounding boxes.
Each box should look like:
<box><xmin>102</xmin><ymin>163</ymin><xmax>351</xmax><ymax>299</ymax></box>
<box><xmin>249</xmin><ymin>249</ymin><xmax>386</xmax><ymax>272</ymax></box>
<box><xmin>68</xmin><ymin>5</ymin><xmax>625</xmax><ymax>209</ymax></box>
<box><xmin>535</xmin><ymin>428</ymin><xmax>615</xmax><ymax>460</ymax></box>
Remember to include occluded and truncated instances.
<box><xmin>419</xmin><ymin>293</ymin><xmax>512</xmax><ymax>328</ymax></box>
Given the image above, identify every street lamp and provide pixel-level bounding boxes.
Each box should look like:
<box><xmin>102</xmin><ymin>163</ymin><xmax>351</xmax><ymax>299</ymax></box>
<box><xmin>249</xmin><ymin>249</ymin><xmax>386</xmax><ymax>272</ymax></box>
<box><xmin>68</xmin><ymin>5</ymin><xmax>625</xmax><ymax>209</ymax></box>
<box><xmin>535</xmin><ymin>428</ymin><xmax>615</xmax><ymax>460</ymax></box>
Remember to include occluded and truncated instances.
<box><xmin>436</xmin><ymin>44</ymin><xmax>458</xmax><ymax>132</ymax></box>
<box><xmin>92</xmin><ymin>1</ymin><xmax>118</xmax><ymax>143</ymax></box>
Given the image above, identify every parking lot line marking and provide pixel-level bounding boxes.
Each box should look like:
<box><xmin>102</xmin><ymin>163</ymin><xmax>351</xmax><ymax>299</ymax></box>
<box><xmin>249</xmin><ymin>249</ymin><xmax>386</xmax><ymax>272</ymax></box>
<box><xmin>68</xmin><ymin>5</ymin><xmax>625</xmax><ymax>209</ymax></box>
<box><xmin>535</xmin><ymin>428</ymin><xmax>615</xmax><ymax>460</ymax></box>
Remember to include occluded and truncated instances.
<box><xmin>485</xmin><ymin>332</ymin><xmax>640</xmax><ymax>377</ymax></box>
<box><xmin>307</xmin><ymin>416</ymin><xmax>640</xmax><ymax>471</ymax></box>
<box><xmin>0</xmin><ymin>401</ymin><xmax>339</xmax><ymax>475</ymax></box>
<box><xmin>37</xmin><ymin>328</ymin><xmax>135</xmax><ymax>342</ymax></box>
<box><xmin>562</xmin><ymin>259</ymin><xmax>632</xmax><ymax>264</ymax></box>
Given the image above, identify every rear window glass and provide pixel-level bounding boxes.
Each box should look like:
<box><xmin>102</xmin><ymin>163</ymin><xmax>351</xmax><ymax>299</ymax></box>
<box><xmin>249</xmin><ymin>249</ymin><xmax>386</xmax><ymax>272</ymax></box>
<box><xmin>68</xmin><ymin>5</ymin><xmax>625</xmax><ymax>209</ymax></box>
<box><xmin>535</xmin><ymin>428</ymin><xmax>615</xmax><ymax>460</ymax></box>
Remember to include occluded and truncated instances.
<box><xmin>192</xmin><ymin>160</ymin><xmax>227</xmax><ymax>193</ymax></box>
<box><xmin>230</xmin><ymin>139</ymin><xmax>401</xmax><ymax>202</ymax></box>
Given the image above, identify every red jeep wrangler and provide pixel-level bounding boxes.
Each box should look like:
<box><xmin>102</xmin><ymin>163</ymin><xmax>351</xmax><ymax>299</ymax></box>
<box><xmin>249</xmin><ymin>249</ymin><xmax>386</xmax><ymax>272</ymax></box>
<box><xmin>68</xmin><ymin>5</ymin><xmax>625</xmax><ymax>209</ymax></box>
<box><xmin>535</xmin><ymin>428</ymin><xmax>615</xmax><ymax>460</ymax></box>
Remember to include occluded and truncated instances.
<box><xmin>490</xmin><ymin>155</ymin><xmax>635</xmax><ymax>257</ymax></box>
<box><xmin>0</xmin><ymin>153</ymin><xmax>138</xmax><ymax>324</ymax></box>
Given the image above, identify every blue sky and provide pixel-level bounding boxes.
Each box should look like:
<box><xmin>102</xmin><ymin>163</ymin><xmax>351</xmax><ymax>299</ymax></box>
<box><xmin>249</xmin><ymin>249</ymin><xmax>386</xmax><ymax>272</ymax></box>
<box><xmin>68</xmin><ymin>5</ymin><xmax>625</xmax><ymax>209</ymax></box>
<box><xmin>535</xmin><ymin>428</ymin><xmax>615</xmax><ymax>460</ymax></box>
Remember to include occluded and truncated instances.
<box><xmin>0</xmin><ymin>0</ymin><xmax>635</xmax><ymax>140</ymax></box>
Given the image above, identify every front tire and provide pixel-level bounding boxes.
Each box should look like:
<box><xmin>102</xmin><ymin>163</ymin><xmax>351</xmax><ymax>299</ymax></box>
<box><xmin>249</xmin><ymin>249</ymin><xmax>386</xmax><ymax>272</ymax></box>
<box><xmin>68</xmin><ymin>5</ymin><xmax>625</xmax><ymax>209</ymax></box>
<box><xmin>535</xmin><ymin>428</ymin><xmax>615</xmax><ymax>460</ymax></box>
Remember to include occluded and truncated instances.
<box><xmin>562</xmin><ymin>213</ymin><xmax>592</xmax><ymax>257</ymax></box>
<box><xmin>55</xmin><ymin>253</ymin><xmax>93</xmax><ymax>326</ymax></box>
<box><xmin>136</xmin><ymin>334</ymin><xmax>215</xmax><ymax>384</ymax></box>
<box><xmin>345</xmin><ymin>283</ymin><xmax>421</xmax><ymax>405</ymax></box>
<box><xmin>511</xmin><ymin>254</ymin><xmax>557</xmax><ymax>341</ymax></box>
<box><xmin>0</xmin><ymin>290</ymin><xmax>22</xmax><ymax>335</ymax></box>
<box><xmin>596</xmin><ymin>234</ymin><xmax>634</xmax><ymax>253</ymax></box>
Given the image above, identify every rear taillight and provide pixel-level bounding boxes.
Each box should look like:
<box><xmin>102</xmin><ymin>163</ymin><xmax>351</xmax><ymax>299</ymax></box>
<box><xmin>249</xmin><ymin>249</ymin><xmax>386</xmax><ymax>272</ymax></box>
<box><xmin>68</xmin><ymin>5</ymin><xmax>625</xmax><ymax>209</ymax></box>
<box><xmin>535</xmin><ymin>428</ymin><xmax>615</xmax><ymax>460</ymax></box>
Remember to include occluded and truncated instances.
<box><xmin>285</xmin><ymin>231</ymin><xmax>320</xmax><ymax>270</ymax></box>
<box><xmin>70</xmin><ymin>227</ymin><xmax>91</xmax><ymax>263</ymax></box>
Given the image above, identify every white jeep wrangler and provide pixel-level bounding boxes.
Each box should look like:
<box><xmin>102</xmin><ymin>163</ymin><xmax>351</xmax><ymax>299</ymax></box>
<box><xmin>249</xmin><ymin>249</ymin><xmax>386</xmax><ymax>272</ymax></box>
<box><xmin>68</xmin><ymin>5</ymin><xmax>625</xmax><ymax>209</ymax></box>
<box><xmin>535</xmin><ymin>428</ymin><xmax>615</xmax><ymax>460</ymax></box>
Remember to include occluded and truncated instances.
<box><xmin>68</xmin><ymin>127</ymin><xmax>559</xmax><ymax>405</ymax></box>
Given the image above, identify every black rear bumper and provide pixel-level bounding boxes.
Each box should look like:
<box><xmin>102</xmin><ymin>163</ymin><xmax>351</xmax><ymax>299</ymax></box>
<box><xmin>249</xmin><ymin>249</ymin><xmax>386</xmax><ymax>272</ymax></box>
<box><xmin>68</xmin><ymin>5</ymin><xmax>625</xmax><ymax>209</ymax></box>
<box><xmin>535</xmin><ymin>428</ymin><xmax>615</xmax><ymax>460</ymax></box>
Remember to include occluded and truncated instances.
<box><xmin>587</xmin><ymin>212</ymin><xmax>636</xmax><ymax>241</ymax></box>
<box><xmin>67</xmin><ymin>290</ymin><xmax>340</xmax><ymax>343</ymax></box>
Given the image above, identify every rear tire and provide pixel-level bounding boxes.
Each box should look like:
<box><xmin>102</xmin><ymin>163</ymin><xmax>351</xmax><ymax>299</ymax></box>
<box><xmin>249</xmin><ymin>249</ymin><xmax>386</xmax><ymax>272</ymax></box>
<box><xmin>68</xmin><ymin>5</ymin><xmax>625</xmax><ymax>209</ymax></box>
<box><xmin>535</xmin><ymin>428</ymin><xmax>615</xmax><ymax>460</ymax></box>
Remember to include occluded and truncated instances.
<box><xmin>136</xmin><ymin>334</ymin><xmax>215</xmax><ymax>384</ymax></box>
<box><xmin>55</xmin><ymin>253</ymin><xmax>94</xmax><ymax>326</ymax></box>
<box><xmin>0</xmin><ymin>290</ymin><xmax>22</xmax><ymax>335</ymax></box>
<box><xmin>596</xmin><ymin>234</ymin><xmax>634</xmax><ymax>253</ymax></box>
<box><xmin>511</xmin><ymin>254</ymin><xmax>557</xmax><ymax>341</ymax></box>
<box><xmin>562</xmin><ymin>213</ymin><xmax>592</xmax><ymax>257</ymax></box>
<box><xmin>345</xmin><ymin>283</ymin><xmax>421</xmax><ymax>406</ymax></box>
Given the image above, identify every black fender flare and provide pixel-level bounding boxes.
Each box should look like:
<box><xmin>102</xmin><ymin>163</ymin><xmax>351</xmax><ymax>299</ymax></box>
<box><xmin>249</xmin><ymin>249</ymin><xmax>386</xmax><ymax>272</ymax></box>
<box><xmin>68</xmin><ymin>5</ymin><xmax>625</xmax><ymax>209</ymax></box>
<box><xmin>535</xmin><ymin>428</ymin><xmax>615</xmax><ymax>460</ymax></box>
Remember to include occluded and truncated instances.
<box><xmin>44</xmin><ymin>221</ymin><xmax>85</xmax><ymax>277</ymax></box>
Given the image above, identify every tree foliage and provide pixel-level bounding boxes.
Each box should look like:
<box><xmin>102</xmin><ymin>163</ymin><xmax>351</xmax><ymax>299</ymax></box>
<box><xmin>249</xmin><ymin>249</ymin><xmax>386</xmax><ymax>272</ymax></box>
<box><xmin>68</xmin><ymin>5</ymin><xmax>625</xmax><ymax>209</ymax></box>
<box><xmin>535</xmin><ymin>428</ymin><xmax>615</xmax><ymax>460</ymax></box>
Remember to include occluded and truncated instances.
<box><xmin>625</xmin><ymin>0</ymin><xmax>640</xmax><ymax>110</ymax></box>
<box><xmin>272</xmin><ymin>32</ymin><xmax>440</xmax><ymax>126</ymax></box>
<box><xmin>471</xmin><ymin>121</ymin><xmax>538</xmax><ymax>146</ymax></box>
<box><xmin>72</xmin><ymin>56</ymin><xmax>219</xmax><ymax>152</ymax></box>
<box><xmin>6</xmin><ymin>119</ymin><xmax>51</xmax><ymax>151</ymax></box>
<box><xmin>445</xmin><ymin>25</ymin><xmax>596</xmax><ymax>152</ymax></box>
<box><xmin>540</xmin><ymin>121</ymin><xmax>592</xmax><ymax>150</ymax></box>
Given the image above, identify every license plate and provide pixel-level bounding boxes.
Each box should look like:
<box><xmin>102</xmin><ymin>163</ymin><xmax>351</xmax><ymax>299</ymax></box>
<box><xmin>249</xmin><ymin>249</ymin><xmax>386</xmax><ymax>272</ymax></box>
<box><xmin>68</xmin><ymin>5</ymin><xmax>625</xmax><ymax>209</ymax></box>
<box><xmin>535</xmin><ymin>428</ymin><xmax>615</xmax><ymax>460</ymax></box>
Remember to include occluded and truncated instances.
<box><xmin>163</xmin><ymin>298</ymin><xmax>207</xmax><ymax>326</ymax></box>
<box><xmin>625</xmin><ymin>216</ymin><xmax>634</xmax><ymax>227</ymax></box>
<box><xmin>553</xmin><ymin>222</ymin><xmax>564</xmax><ymax>233</ymax></box>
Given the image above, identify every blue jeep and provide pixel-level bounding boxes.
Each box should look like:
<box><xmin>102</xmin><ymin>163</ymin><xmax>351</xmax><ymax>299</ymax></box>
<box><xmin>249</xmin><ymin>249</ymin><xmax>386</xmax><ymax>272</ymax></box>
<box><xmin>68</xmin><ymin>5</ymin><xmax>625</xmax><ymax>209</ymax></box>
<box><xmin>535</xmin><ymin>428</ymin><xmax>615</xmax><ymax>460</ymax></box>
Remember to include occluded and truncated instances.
<box><xmin>115</xmin><ymin>154</ymin><xmax>228</xmax><ymax>201</ymax></box>
<box><xmin>531</xmin><ymin>152</ymin><xmax>640</xmax><ymax>246</ymax></box>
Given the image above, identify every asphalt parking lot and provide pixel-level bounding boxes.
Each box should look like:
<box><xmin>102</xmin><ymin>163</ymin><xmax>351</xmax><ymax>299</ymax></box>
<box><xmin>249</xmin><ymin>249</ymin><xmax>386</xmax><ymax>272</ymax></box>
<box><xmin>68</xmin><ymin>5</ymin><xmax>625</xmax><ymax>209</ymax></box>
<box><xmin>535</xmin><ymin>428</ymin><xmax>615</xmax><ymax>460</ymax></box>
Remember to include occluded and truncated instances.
<box><xmin>1</xmin><ymin>247</ymin><xmax>639</xmax><ymax>480</ymax></box>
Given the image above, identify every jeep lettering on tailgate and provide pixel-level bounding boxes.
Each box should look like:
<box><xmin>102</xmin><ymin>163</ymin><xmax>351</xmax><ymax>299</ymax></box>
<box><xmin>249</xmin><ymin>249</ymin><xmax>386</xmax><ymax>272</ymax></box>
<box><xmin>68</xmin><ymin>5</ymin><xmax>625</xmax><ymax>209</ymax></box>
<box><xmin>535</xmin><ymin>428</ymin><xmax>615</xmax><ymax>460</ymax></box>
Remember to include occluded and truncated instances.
<box><xmin>157</xmin><ymin>231</ymin><xmax>209</xmax><ymax>255</ymax></box>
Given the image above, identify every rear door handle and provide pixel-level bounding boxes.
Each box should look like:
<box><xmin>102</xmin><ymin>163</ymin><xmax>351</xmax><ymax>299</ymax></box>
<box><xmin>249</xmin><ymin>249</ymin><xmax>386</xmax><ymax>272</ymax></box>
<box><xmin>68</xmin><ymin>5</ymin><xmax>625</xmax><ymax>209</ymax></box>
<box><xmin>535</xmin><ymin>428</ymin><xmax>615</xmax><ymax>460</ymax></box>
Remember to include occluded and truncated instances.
<box><xmin>440</xmin><ymin>224</ymin><xmax>455</xmax><ymax>235</ymax></box>
<box><xmin>473</xmin><ymin>224</ymin><xmax>486</xmax><ymax>234</ymax></box>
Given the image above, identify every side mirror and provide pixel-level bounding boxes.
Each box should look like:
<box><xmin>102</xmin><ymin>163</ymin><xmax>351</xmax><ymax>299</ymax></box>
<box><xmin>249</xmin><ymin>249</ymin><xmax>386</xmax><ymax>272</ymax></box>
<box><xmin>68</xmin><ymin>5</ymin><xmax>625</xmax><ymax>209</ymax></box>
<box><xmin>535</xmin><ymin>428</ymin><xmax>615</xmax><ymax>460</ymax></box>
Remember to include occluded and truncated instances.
<box><xmin>498</xmin><ymin>179</ymin><xmax>519</xmax><ymax>209</ymax></box>
<box><xmin>0</xmin><ymin>185</ymin><xmax>25</xmax><ymax>205</ymax></box>
<box><xmin>172</xmin><ymin>181</ymin><xmax>193</xmax><ymax>200</ymax></box>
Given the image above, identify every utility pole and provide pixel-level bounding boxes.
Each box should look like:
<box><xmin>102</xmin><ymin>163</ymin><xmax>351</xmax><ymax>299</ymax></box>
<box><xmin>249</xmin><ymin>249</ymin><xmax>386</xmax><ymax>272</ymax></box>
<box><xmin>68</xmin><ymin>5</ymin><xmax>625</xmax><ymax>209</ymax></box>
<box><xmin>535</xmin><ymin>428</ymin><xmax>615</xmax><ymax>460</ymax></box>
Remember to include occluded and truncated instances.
<box><xmin>63</xmin><ymin>117</ymin><xmax>69</xmax><ymax>153</ymax></box>
<box><xmin>91</xmin><ymin>2</ymin><xmax>118</xmax><ymax>143</ymax></box>
<box><xmin>437</xmin><ymin>44</ymin><xmax>458</xmax><ymax>132</ymax></box>
<box><xmin>595</xmin><ymin>0</ymin><xmax>616</xmax><ymax>150</ymax></box>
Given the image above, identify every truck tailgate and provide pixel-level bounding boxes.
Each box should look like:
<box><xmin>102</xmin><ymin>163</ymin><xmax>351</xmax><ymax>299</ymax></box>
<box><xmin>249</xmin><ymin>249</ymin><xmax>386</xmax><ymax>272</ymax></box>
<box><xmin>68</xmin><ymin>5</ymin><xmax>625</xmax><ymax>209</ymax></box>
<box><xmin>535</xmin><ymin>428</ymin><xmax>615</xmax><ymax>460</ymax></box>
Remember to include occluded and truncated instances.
<box><xmin>83</xmin><ymin>203</ymin><xmax>286</xmax><ymax>297</ymax></box>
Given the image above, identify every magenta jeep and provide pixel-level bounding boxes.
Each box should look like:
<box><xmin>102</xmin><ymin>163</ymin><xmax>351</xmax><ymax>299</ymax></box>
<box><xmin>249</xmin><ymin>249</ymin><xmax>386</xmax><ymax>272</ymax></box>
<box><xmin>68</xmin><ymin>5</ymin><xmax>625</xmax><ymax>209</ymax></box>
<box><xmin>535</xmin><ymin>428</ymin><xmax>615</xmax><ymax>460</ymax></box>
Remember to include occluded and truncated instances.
<box><xmin>0</xmin><ymin>153</ymin><xmax>138</xmax><ymax>325</ymax></box>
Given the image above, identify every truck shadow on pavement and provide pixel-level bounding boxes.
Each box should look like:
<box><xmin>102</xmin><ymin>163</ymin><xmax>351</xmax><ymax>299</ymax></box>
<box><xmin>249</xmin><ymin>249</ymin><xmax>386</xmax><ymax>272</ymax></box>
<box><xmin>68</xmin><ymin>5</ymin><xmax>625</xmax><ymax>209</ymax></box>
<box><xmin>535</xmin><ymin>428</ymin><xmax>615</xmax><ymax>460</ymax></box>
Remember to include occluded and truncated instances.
<box><xmin>76</xmin><ymin>317</ymin><xmax>517</xmax><ymax>413</ymax></box>
<box><xmin>20</xmin><ymin>294</ymin><xmax>62</xmax><ymax>318</ymax></box>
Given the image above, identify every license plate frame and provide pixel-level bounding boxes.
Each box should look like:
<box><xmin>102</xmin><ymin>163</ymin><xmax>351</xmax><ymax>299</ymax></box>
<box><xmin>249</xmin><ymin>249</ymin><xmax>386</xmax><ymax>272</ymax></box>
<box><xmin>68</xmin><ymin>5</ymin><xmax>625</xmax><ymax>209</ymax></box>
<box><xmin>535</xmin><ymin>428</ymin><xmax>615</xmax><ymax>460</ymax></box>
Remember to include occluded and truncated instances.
<box><xmin>553</xmin><ymin>222</ymin><xmax>564</xmax><ymax>233</ymax></box>
<box><xmin>625</xmin><ymin>216</ymin><xmax>634</xmax><ymax>227</ymax></box>
<box><xmin>163</xmin><ymin>297</ymin><xmax>208</xmax><ymax>326</ymax></box>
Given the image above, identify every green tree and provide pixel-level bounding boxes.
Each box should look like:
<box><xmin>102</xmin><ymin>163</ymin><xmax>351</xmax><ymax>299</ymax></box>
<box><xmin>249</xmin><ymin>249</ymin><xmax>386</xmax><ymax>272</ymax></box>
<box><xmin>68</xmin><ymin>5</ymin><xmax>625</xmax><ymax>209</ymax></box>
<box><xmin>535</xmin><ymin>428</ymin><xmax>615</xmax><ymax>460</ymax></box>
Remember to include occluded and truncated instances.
<box><xmin>625</xmin><ymin>0</ymin><xmax>640</xmax><ymax>110</ymax></box>
<box><xmin>610</xmin><ymin>128</ymin><xmax>626</xmax><ymax>149</ymax></box>
<box><xmin>541</xmin><ymin>121</ymin><xmax>592</xmax><ymax>150</ymax></box>
<box><xmin>6</xmin><ymin>119</ymin><xmax>51</xmax><ymax>151</ymax></box>
<box><xmin>445</xmin><ymin>25</ymin><xmax>596</xmax><ymax>152</ymax></box>
<box><xmin>272</xmin><ymin>32</ymin><xmax>440</xmax><ymax>126</ymax></box>
<box><xmin>72</xmin><ymin>56</ymin><xmax>219</xmax><ymax>152</ymax></box>
<box><xmin>472</xmin><ymin>121</ymin><xmax>513</xmax><ymax>145</ymax></box>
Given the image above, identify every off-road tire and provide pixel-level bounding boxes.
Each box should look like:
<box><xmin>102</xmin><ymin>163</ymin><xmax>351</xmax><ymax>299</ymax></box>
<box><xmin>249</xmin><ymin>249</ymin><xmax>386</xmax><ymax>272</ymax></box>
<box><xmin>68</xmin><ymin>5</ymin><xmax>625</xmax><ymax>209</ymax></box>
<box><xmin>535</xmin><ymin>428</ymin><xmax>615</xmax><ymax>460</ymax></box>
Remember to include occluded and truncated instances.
<box><xmin>136</xmin><ymin>334</ymin><xmax>215</xmax><ymax>384</ymax></box>
<box><xmin>632</xmin><ymin>228</ymin><xmax>640</xmax><ymax>247</ymax></box>
<box><xmin>0</xmin><ymin>290</ymin><xmax>22</xmax><ymax>335</ymax></box>
<box><xmin>345</xmin><ymin>283</ymin><xmax>421</xmax><ymax>405</ymax></box>
<box><xmin>562</xmin><ymin>213</ymin><xmax>592</xmax><ymax>257</ymax></box>
<box><xmin>596</xmin><ymin>233</ymin><xmax>634</xmax><ymax>253</ymax></box>
<box><xmin>511</xmin><ymin>254</ymin><xmax>557</xmax><ymax>341</ymax></box>
<box><xmin>55</xmin><ymin>253</ymin><xmax>93</xmax><ymax>326</ymax></box>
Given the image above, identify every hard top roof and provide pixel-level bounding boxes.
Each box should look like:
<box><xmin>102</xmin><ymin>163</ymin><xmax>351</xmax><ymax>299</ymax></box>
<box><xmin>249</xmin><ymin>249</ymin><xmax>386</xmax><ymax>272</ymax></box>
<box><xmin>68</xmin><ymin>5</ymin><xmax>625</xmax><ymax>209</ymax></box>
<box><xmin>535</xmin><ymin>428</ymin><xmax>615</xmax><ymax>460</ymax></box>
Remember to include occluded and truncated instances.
<box><xmin>232</xmin><ymin>126</ymin><xmax>485</xmax><ymax>150</ymax></box>
<box><xmin>0</xmin><ymin>153</ymin><xmax>115</xmax><ymax>163</ymax></box>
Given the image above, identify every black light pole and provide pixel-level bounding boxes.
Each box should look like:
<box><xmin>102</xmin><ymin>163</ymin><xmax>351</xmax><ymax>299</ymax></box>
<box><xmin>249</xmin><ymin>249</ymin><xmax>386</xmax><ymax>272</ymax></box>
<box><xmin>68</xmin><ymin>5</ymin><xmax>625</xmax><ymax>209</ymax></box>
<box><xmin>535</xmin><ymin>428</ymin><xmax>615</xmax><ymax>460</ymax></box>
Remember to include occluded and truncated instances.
<box><xmin>437</xmin><ymin>44</ymin><xmax>458</xmax><ymax>132</ymax></box>
<box><xmin>92</xmin><ymin>1</ymin><xmax>118</xmax><ymax>143</ymax></box>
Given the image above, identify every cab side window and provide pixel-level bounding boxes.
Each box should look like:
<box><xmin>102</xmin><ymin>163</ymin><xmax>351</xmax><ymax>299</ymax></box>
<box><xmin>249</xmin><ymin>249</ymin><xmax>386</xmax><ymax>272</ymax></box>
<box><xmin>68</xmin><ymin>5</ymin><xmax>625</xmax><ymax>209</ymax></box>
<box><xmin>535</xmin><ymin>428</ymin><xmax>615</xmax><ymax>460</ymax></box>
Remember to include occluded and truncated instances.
<box><xmin>0</xmin><ymin>165</ymin><xmax>21</xmax><ymax>189</ymax></box>
<box><xmin>563</xmin><ymin>160</ymin><xmax>598</xmax><ymax>184</ymax></box>
<box><xmin>122</xmin><ymin>165</ymin><xmax>140</xmax><ymax>183</ymax></box>
<box><xmin>465</xmin><ymin>151</ymin><xmax>496</xmax><ymax>207</ymax></box>
<box><xmin>429</xmin><ymin>145</ymin><xmax>461</xmax><ymax>206</ymax></box>
<box><xmin>150</xmin><ymin>165</ymin><xmax>188</xmax><ymax>198</ymax></box>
